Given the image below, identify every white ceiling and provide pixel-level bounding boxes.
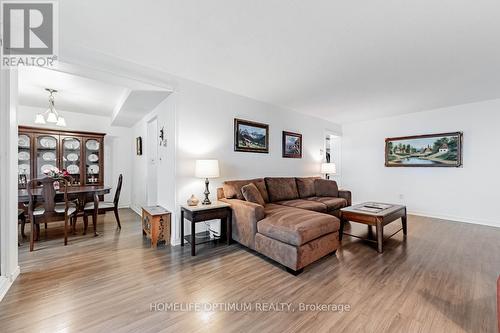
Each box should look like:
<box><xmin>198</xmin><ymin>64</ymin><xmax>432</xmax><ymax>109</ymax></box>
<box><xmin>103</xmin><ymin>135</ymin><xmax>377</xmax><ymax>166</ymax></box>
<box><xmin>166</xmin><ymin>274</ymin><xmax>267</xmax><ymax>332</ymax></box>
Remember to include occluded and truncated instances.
<box><xmin>58</xmin><ymin>0</ymin><xmax>500</xmax><ymax>123</ymax></box>
<box><xmin>18</xmin><ymin>66</ymin><xmax>127</xmax><ymax>116</ymax></box>
<box><xmin>18</xmin><ymin>65</ymin><xmax>171</xmax><ymax>126</ymax></box>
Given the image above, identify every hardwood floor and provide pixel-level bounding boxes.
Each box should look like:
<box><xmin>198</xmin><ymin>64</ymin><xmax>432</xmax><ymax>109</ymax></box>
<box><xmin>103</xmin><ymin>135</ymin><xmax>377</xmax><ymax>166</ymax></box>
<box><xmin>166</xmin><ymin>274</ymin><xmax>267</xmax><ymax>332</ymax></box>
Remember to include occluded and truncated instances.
<box><xmin>1</xmin><ymin>209</ymin><xmax>499</xmax><ymax>332</ymax></box>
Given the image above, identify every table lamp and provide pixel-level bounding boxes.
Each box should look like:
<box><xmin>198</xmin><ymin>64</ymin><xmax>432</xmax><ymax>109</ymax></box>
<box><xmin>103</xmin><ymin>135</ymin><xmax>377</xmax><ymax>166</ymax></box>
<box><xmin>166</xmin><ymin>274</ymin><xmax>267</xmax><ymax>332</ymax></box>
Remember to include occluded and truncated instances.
<box><xmin>195</xmin><ymin>159</ymin><xmax>220</xmax><ymax>205</ymax></box>
<box><xmin>320</xmin><ymin>162</ymin><xmax>337</xmax><ymax>180</ymax></box>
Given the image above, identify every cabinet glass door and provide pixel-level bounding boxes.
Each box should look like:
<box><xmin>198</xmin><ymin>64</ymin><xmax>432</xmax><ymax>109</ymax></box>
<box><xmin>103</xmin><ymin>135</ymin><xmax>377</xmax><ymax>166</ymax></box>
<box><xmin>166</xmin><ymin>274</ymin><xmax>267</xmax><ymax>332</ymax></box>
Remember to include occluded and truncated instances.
<box><xmin>35</xmin><ymin>135</ymin><xmax>59</xmax><ymax>178</ymax></box>
<box><xmin>18</xmin><ymin>133</ymin><xmax>31</xmax><ymax>188</ymax></box>
<box><xmin>84</xmin><ymin>138</ymin><xmax>101</xmax><ymax>184</ymax></box>
<box><xmin>62</xmin><ymin>136</ymin><xmax>82</xmax><ymax>185</ymax></box>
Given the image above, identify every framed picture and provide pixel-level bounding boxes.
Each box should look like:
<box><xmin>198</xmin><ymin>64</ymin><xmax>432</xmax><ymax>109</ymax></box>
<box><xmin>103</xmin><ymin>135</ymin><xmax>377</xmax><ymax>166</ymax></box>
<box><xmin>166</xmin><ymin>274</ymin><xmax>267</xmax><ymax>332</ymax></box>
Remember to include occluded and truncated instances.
<box><xmin>385</xmin><ymin>132</ymin><xmax>463</xmax><ymax>167</ymax></box>
<box><xmin>234</xmin><ymin>118</ymin><xmax>269</xmax><ymax>153</ymax></box>
<box><xmin>136</xmin><ymin>137</ymin><xmax>142</xmax><ymax>156</ymax></box>
<box><xmin>282</xmin><ymin>131</ymin><xmax>302</xmax><ymax>158</ymax></box>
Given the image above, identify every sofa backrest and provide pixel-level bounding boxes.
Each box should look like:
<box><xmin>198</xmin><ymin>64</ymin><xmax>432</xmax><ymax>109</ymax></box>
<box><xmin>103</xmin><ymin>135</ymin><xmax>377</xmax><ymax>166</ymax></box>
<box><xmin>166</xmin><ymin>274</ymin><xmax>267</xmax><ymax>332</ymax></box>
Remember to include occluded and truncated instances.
<box><xmin>295</xmin><ymin>177</ymin><xmax>320</xmax><ymax>198</ymax></box>
<box><xmin>265</xmin><ymin>177</ymin><xmax>300</xmax><ymax>202</ymax></box>
<box><xmin>315</xmin><ymin>179</ymin><xmax>339</xmax><ymax>197</ymax></box>
<box><xmin>222</xmin><ymin>178</ymin><xmax>269</xmax><ymax>203</ymax></box>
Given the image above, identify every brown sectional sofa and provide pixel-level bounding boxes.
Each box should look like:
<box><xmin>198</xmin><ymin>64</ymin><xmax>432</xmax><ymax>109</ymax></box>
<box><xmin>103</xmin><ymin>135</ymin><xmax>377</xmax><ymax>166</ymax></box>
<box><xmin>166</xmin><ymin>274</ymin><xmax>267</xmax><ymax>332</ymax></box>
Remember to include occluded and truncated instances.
<box><xmin>218</xmin><ymin>177</ymin><xmax>351</xmax><ymax>274</ymax></box>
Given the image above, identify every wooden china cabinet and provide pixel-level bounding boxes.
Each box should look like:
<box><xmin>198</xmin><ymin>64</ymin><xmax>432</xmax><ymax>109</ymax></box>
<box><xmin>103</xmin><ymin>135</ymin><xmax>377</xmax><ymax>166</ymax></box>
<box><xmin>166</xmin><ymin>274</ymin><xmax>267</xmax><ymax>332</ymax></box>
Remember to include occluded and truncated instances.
<box><xmin>18</xmin><ymin>126</ymin><xmax>105</xmax><ymax>189</ymax></box>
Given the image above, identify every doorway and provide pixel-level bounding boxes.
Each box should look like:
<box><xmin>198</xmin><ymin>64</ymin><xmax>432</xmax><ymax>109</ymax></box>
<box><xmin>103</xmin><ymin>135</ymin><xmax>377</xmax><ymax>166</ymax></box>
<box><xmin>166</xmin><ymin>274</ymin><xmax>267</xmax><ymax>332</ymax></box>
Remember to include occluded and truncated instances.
<box><xmin>146</xmin><ymin>117</ymin><xmax>158</xmax><ymax>206</ymax></box>
<box><xmin>324</xmin><ymin>131</ymin><xmax>342</xmax><ymax>184</ymax></box>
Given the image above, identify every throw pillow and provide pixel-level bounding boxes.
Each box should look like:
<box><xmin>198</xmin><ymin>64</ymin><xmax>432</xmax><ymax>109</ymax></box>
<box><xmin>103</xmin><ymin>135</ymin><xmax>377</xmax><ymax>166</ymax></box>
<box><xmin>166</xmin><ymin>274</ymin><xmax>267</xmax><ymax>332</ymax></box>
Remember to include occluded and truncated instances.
<box><xmin>241</xmin><ymin>183</ymin><xmax>266</xmax><ymax>206</ymax></box>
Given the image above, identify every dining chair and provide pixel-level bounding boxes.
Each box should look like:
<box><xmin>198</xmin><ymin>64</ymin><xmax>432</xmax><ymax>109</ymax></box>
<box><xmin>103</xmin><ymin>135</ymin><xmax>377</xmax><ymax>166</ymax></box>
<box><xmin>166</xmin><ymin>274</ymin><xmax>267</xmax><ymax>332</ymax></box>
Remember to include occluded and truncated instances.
<box><xmin>83</xmin><ymin>174</ymin><xmax>123</xmax><ymax>230</ymax></box>
<box><xmin>18</xmin><ymin>209</ymin><xmax>26</xmax><ymax>246</ymax></box>
<box><xmin>27</xmin><ymin>177</ymin><xmax>78</xmax><ymax>251</ymax></box>
<box><xmin>18</xmin><ymin>208</ymin><xmax>27</xmax><ymax>238</ymax></box>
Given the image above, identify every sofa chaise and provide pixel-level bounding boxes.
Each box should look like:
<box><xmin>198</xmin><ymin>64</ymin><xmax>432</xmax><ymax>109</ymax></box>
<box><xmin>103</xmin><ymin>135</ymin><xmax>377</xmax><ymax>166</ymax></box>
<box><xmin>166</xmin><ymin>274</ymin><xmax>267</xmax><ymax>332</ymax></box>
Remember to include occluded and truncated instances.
<box><xmin>218</xmin><ymin>177</ymin><xmax>351</xmax><ymax>275</ymax></box>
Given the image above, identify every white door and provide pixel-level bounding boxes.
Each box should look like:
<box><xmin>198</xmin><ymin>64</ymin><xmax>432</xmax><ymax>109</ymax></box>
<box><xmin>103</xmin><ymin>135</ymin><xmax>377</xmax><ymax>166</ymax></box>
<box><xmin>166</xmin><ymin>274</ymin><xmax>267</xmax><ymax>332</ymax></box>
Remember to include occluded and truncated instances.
<box><xmin>146</xmin><ymin>118</ymin><xmax>158</xmax><ymax>206</ymax></box>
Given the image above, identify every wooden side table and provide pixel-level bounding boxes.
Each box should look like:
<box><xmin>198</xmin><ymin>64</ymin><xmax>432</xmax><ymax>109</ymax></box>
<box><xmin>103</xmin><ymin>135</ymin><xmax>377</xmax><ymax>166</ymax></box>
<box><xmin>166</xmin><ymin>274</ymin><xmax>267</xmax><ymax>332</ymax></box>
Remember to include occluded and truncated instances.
<box><xmin>142</xmin><ymin>206</ymin><xmax>171</xmax><ymax>247</ymax></box>
<box><xmin>180</xmin><ymin>202</ymin><xmax>232</xmax><ymax>256</ymax></box>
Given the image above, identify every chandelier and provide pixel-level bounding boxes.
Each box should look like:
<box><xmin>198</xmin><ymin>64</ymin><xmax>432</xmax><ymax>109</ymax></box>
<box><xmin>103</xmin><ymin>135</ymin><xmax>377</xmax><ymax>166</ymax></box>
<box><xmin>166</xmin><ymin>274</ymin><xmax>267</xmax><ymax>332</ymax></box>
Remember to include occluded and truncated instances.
<box><xmin>35</xmin><ymin>88</ymin><xmax>66</xmax><ymax>127</ymax></box>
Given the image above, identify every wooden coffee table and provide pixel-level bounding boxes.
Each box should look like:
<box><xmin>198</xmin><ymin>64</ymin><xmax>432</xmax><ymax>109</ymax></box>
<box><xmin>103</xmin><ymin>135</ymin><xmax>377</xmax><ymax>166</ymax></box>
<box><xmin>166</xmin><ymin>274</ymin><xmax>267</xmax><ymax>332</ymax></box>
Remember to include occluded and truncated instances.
<box><xmin>340</xmin><ymin>202</ymin><xmax>407</xmax><ymax>253</ymax></box>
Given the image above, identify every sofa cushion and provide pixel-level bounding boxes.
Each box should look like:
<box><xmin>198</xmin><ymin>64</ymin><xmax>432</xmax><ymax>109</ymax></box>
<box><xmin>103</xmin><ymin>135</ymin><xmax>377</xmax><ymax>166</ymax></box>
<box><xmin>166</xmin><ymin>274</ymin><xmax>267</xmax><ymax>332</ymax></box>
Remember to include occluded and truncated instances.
<box><xmin>308</xmin><ymin>197</ymin><xmax>348</xmax><ymax>210</ymax></box>
<box><xmin>258</xmin><ymin>204</ymin><xmax>340</xmax><ymax>246</ymax></box>
<box><xmin>315</xmin><ymin>179</ymin><xmax>339</xmax><ymax>197</ymax></box>
<box><xmin>223</xmin><ymin>178</ymin><xmax>269</xmax><ymax>203</ymax></box>
<box><xmin>276</xmin><ymin>199</ymin><xmax>327</xmax><ymax>213</ymax></box>
<box><xmin>296</xmin><ymin>177</ymin><xmax>320</xmax><ymax>198</ymax></box>
<box><xmin>265</xmin><ymin>177</ymin><xmax>299</xmax><ymax>202</ymax></box>
<box><xmin>241</xmin><ymin>183</ymin><xmax>266</xmax><ymax>206</ymax></box>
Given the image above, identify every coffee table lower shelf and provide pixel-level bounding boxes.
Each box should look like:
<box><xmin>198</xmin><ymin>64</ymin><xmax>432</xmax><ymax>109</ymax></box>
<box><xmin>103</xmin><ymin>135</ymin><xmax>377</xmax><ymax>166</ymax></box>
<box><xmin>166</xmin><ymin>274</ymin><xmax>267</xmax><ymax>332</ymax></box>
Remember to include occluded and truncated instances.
<box><xmin>340</xmin><ymin>202</ymin><xmax>407</xmax><ymax>253</ymax></box>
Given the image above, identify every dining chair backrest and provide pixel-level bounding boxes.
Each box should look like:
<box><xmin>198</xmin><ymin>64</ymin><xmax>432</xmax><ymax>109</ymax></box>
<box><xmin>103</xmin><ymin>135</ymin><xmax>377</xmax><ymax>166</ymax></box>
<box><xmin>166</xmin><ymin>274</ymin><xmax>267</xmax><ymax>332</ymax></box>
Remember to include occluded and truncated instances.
<box><xmin>113</xmin><ymin>174</ymin><xmax>123</xmax><ymax>207</ymax></box>
<box><xmin>27</xmin><ymin>177</ymin><xmax>70</xmax><ymax>215</ymax></box>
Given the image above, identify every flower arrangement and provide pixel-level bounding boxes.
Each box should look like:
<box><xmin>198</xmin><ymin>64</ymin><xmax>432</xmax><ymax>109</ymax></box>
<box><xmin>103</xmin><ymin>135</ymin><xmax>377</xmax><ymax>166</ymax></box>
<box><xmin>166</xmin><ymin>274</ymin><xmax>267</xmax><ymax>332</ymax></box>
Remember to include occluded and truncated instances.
<box><xmin>43</xmin><ymin>167</ymin><xmax>70</xmax><ymax>179</ymax></box>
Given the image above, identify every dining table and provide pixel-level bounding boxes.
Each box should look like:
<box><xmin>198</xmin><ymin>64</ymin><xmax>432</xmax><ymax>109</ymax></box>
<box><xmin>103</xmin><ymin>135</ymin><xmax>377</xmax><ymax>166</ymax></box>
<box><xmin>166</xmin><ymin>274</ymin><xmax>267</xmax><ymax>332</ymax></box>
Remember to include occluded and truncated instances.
<box><xmin>18</xmin><ymin>185</ymin><xmax>112</xmax><ymax>237</ymax></box>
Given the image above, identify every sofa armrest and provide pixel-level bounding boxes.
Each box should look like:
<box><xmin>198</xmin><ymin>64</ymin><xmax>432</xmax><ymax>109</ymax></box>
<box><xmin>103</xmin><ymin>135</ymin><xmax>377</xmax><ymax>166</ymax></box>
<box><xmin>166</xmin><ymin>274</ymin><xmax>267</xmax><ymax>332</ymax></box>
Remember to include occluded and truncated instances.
<box><xmin>220</xmin><ymin>198</ymin><xmax>265</xmax><ymax>249</ymax></box>
<box><xmin>338</xmin><ymin>190</ymin><xmax>352</xmax><ymax>206</ymax></box>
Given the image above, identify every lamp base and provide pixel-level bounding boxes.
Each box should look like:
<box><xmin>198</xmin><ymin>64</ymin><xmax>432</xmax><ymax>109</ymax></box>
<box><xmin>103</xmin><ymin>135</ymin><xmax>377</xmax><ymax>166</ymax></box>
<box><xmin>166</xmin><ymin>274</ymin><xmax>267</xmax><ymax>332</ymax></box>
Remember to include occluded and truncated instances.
<box><xmin>202</xmin><ymin>178</ymin><xmax>211</xmax><ymax>205</ymax></box>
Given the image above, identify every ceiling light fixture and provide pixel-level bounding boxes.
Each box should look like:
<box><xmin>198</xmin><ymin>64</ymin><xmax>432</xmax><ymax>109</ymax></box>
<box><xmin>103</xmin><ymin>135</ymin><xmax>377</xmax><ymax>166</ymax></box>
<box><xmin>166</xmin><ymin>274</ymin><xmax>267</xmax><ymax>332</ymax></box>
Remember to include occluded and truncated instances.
<box><xmin>35</xmin><ymin>88</ymin><xmax>66</xmax><ymax>127</ymax></box>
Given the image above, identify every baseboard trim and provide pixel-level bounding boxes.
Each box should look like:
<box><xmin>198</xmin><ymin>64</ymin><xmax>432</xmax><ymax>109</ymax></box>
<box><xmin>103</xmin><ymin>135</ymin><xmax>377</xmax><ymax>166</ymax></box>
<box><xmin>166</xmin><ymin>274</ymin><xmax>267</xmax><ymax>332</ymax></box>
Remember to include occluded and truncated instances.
<box><xmin>0</xmin><ymin>265</ymin><xmax>20</xmax><ymax>302</ymax></box>
<box><xmin>351</xmin><ymin>201</ymin><xmax>499</xmax><ymax>228</ymax></box>
<box><xmin>0</xmin><ymin>277</ymin><xmax>9</xmax><ymax>302</ymax></box>
<box><xmin>407</xmin><ymin>210</ymin><xmax>499</xmax><ymax>228</ymax></box>
<box><xmin>131</xmin><ymin>205</ymin><xmax>141</xmax><ymax>216</ymax></box>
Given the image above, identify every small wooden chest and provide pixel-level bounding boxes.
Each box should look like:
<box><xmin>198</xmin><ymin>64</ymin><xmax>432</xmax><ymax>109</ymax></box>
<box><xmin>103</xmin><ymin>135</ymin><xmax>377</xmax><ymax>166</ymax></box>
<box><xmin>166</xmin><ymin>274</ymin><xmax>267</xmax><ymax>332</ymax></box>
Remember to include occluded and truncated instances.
<box><xmin>142</xmin><ymin>206</ymin><xmax>171</xmax><ymax>247</ymax></box>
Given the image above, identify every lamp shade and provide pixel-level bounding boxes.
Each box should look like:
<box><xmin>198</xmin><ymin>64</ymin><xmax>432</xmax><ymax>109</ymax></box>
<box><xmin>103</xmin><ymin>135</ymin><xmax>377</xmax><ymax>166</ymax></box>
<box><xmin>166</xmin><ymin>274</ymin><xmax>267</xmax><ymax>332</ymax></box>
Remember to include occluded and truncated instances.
<box><xmin>195</xmin><ymin>160</ymin><xmax>220</xmax><ymax>178</ymax></box>
<box><xmin>320</xmin><ymin>162</ymin><xmax>337</xmax><ymax>174</ymax></box>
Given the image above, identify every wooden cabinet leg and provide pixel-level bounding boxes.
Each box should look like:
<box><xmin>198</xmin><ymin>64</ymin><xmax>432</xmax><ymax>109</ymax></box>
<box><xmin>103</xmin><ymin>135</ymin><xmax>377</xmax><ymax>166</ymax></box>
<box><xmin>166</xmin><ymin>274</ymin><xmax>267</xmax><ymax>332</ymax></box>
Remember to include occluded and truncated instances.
<box><xmin>151</xmin><ymin>218</ymin><xmax>158</xmax><ymax>248</ymax></box>
<box><xmin>376</xmin><ymin>221</ymin><xmax>383</xmax><ymax>253</ymax></box>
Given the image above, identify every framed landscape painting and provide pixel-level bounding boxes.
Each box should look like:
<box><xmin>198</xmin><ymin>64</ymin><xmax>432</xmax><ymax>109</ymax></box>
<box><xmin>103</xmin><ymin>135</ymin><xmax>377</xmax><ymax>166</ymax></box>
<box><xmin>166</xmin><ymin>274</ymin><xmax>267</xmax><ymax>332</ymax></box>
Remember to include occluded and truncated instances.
<box><xmin>385</xmin><ymin>132</ymin><xmax>463</xmax><ymax>167</ymax></box>
<box><xmin>282</xmin><ymin>131</ymin><xmax>302</xmax><ymax>158</ymax></box>
<box><xmin>234</xmin><ymin>118</ymin><xmax>269</xmax><ymax>153</ymax></box>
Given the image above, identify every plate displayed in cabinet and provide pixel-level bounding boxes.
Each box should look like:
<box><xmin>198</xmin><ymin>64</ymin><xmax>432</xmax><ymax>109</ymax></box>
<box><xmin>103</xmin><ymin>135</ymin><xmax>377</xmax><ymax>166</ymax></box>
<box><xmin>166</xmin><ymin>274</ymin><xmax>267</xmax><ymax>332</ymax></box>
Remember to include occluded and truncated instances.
<box><xmin>88</xmin><ymin>165</ymin><xmax>99</xmax><ymax>174</ymax></box>
<box><xmin>41</xmin><ymin>164</ymin><xmax>55</xmax><ymax>174</ymax></box>
<box><xmin>86</xmin><ymin>140</ymin><xmax>99</xmax><ymax>151</ymax></box>
<box><xmin>19</xmin><ymin>164</ymin><xmax>30</xmax><ymax>175</ymax></box>
<box><xmin>40</xmin><ymin>137</ymin><xmax>57</xmax><ymax>149</ymax></box>
<box><xmin>67</xmin><ymin>165</ymin><xmax>80</xmax><ymax>174</ymax></box>
<box><xmin>42</xmin><ymin>152</ymin><xmax>56</xmax><ymax>161</ymax></box>
<box><xmin>19</xmin><ymin>151</ymin><xmax>30</xmax><ymax>161</ymax></box>
<box><xmin>67</xmin><ymin>153</ymin><xmax>79</xmax><ymax>162</ymax></box>
<box><xmin>88</xmin><ymin>154</ymin><xmax>99</xmax><ymax>162</ymax></box>
<box><xmin>64</xmin><ymin>139</ymin><xmax>80</xmax><ymax>150</ymax></box>
<box><xmin>18</xmin><ymin>135</ymin><xmax>30</xmax><ymax>148</ymax></box>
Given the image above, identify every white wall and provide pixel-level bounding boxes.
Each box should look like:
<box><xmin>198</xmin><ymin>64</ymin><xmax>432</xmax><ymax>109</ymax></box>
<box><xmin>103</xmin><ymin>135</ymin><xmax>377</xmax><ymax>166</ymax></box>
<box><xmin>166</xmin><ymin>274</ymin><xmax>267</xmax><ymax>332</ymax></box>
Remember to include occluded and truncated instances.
<box><xmin>176</xmin><ymin>79</ymin><xmax>341</xmax><ymax>204</ymax></box>
<box><xmin>342</xmin><ymin>99</ymin><xmax>500</xmax><ymax>227</ymax></box>
<box><xmin>17</xmin><ymin>106</ymin><xmax>132</xmax><ymax>207</ymax></box>
<box><xmin>131</xmin><ymin>79</ymin><xmax>341</xmax><ymax>244</ymax></box>
<box><xmin>130</xmin><ymin>95</ymin><xmax>177</xmax><ymax>216</ymax></box>
<box><xmin>0</xmin><ymin>68</ymin><xmax>20</xmax><ymax>301</ymax></box>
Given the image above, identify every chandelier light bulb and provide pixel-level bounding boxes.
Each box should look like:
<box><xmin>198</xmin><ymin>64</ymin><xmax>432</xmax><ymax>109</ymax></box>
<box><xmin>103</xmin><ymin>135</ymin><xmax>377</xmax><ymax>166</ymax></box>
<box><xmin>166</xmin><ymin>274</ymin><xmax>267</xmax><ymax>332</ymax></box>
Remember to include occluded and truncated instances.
<box><xmin>35</xmin><ymin>113</ymin><xmax>46</xmax><ymax>124</ymax></box>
